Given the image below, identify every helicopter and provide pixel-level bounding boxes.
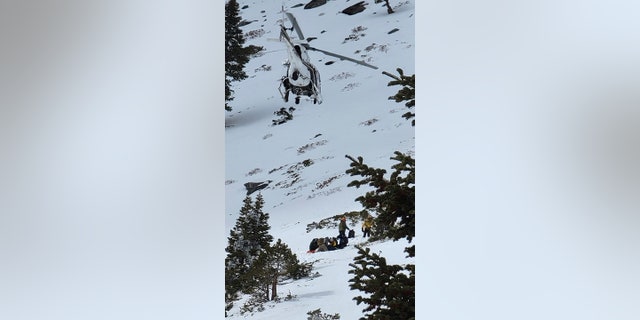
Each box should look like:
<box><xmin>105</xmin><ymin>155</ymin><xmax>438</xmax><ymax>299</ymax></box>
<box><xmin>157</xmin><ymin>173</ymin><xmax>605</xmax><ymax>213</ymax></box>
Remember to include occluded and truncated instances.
<box><xmin>277</xmin><ymin>11</ymin><xmax>379</xmax><ymax>105</ymax></box>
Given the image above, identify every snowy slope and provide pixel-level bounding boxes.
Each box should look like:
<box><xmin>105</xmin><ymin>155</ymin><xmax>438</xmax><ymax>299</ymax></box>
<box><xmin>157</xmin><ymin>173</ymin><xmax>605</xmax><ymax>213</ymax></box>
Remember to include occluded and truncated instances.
<box><xmin>225</xmin><ymin>0</ymin><xmax>414</xmax><ymax>318</ymax></box>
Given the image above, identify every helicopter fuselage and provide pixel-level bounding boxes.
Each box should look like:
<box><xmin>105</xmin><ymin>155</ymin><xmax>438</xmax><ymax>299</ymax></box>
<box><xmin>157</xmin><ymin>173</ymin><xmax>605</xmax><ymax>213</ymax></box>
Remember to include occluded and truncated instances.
<box><xmin>279</xmin><ymin>25</ymin><xmax>322</xmax><ymax>104</ymax></box>
<box><xmin>286</xmin><ymin>46</ymin><xmax>312</xmax><ymax>87</ymax></box>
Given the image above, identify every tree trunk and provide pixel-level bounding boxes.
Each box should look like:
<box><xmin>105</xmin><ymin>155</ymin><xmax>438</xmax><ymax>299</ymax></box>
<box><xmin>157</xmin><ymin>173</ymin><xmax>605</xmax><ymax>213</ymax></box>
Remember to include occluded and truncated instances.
<box><xmin>271</xmin><ymin>276</ymin><xmax>278</xmax><ymax>301</ymax></box>
<box><xmin>384</xmin><ymin>0</ymin><xmax>394</xmax><ymax>13</ymax></box>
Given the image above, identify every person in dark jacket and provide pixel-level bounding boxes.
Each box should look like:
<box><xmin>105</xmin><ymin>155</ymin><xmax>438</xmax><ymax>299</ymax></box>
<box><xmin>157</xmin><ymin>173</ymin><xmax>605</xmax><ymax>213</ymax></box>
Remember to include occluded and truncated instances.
<box><xmin>309</xmin><ymin>238</ymin><xmax>319</xmax><ymax>252</ymax></box>
<box><xmin>337</xmin><ymin>234</ymin><xmax>348</xmax><ymax>249</ymax></box>
<box><xmin>338</xmin><ymin>216</ymin><xmax>350</xmax><ymax>238</ymax></box>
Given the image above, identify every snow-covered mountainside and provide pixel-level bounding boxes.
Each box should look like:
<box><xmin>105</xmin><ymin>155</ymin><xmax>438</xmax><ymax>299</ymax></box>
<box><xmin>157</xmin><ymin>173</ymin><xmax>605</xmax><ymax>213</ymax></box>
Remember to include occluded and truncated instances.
<box><xmin>225</xmin><ymin>0</ymin><xmax>414</xmax><ymax>318</ymax></box>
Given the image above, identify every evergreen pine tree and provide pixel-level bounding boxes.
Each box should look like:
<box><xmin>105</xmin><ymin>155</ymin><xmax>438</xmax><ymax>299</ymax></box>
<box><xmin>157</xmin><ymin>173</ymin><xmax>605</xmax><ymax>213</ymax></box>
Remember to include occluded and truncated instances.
<box><xmin>307</xmin><ymin>308</ymin><xmax>341</xmax><ymax>320</ymax></box>
<box><xmin>249</xmin><ymin>238</ymin><xmax>311</xmax><ymax>302</ymax></box>
<box><xmin>345</xmin><ymin>71</ymin><xmax>415</xmax><ymax>318</ymax></box>
<box><xmin>345</xmin><ymin>153</ymin><xmax>415</xmax><ymax>319</ymax></box>
<box><xmin>225</xmin><ymin>194</ymin><xmax>273</xmax><ymax>303</ymax></box>
<box><xmin>225</xmin><ymin>0</ymin><xmax>250</xmax><ymax>111</ymax></box>
<box><xmin>348</xmin><ymin>247</ymin><xmax>415</xmax><ymax>320</ymax></box>
<box><xmin>225</xmin><ymin>193</ymin><xmax>311</xmax><ymax>315</ymax></box>
<box><xmin>345</xmin><ymin>151</ymin><xmax>415</xmax><ymax>250</ymax></box>
<box><xmin>384</xmin><ymin>68</ymin><xmax>415</xmax><ymax>126</ymax></box>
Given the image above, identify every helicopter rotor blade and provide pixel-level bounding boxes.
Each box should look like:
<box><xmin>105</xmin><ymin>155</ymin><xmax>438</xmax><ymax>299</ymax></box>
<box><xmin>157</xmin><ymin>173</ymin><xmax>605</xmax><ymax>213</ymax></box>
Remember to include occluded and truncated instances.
<box><xmin>303</xmin><ymin>45</ymin><xmax>379</xmax><ymax>70</ymax></box>
<box><xmin>285</xmin><ymin>12</ymin><xmax>305</xmax><ymax>41</ymax></box>
<box><xmin>279</xmin><ymin>25</ymin><xmax>292</xmax><ymax>44</ymax></box>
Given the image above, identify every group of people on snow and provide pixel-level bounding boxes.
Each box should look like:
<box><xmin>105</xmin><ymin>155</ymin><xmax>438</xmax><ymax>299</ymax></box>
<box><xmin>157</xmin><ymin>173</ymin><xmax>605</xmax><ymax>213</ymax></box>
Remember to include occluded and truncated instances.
<box><xmin>308</xmin><ymin>235</ymin><xmax>348</xmax><ymax>253</ymax></box>
<box><xmin>307</xmin><ymin>215</ymin><xmax>376</xmax><ymax>253</ymax></box>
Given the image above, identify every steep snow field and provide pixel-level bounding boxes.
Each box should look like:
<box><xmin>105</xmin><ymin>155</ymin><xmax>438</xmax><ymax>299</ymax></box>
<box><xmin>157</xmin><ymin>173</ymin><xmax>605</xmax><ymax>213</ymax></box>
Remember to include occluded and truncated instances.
<box><xmin>225</xmin><ymin>0</ymin><xmax>415</xmax><ymax>318</ymax></box>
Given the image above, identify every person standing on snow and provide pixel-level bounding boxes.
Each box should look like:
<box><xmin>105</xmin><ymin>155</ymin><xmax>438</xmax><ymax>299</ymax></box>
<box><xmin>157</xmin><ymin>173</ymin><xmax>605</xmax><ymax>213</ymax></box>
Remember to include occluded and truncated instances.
<box><xmin>338</xmin><ymin>216</ymin><xmax>350</xmax><ymax>238</ymax></box>
<box><xmin>362</xmin><ymin>216</ymin><xmax>374</xmax><ymax>238</ymax></box>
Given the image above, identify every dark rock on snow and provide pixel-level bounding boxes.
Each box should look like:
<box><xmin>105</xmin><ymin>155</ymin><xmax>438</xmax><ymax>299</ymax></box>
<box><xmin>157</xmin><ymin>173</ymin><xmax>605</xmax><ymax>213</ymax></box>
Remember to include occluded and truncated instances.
<box><xmin>342</xmin><ymin>1</ymin><xmax>367</xmax><ymax>15</ymax></box>
<box><xmin>244</xmin><ymin>181</ymin><xmax>272</xmax><ymax>195</ymax></box>
<box><xmin>238</xmin><ymin>20</ymin><xmax>256</xmax><ymax>27</ymax></box>
<box><xmin>304</xmin><ymin>0</ymin><xmax>327</xmax><ymax>10</ymax></box>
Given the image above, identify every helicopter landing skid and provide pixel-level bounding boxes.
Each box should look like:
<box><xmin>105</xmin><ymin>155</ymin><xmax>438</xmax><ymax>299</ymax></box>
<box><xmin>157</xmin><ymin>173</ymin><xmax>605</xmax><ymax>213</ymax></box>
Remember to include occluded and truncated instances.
<box><xmin>278</xmin><ymin>82</ymin><xmax>322</xmax><ymax>105</ymax></box>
